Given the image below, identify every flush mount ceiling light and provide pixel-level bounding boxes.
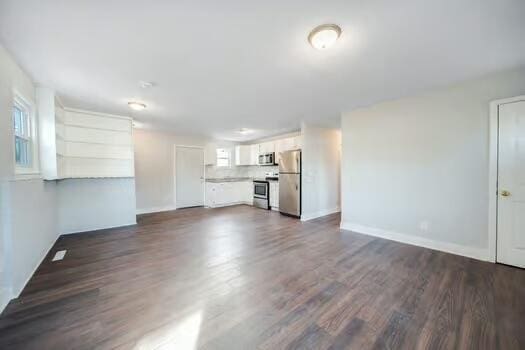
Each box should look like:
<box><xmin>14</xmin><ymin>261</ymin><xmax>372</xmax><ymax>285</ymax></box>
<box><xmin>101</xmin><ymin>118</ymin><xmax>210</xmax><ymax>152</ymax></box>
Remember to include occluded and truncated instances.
<box><xmin>308</xmin><ymin>24</ymin><xmax>342</xmax><ymax>50</ymax></box>
<box><xmin>128</xmin><ymin>101</ymin><xmax>147</xmax><ymax>111</ymax></box>
<box><xmin>139</xmin><ymin>81</ymin><xmax>155</xmax><ymax>89</ymax></box>
<box><xmin>238</xmin><ymin>128</ymin><xmax>254</xmax><ymax>135</ymax></box>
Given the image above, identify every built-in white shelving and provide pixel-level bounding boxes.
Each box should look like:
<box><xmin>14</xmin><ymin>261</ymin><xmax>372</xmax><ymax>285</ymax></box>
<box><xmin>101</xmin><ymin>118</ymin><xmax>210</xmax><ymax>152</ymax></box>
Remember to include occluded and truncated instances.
<box><xmin>37</xmin><ymin>88</ymin><xmax>134</xmax><ymax>180</ymax></box>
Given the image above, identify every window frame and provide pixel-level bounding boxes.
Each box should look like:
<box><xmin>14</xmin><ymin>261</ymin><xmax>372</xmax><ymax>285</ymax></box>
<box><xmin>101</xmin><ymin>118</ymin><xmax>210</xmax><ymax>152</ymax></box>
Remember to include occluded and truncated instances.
<box><xmin>216</xmin><ymin>148</ymin><xmax>231</xmax><ymax>168</ymax></box>
<box><xmin>13</xmin><ymin>91</ymin><xmax>40</xmax><ymax>177</ymax></box>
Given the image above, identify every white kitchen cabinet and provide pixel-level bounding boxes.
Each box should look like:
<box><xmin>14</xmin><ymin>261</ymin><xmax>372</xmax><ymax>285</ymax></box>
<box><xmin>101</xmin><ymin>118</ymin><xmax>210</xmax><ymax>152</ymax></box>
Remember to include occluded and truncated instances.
<box><xmin>204</xmin><ymin>143</ymin><xmax>217</xmax><ymax>165</ymax></box>
<box><xmin>235</xmin><ymin>145</ymin><xmax>253</xmax><ymax>166</ymax></box>
<box><xmin>220</xmin><ymin>183</ymin><xmax>234</xmax><ymax>205</ymax></box>
<box><xmin>269</xmin><ymin>182</ymin><xmax>279</xmax><ymax>209</ymax></box>
<box><xmin>291</xmin><ymin>135</ymin><xmax>302</xmax><ymax>149</ymax></box>
<box><xmin>259</xmin><ymin>141</ymin><xmax>275</xmax><ymax>154</ymax></box>
<box><xmin>205</xmin><ymin>181</ymin><xmax>253</xmax><ymax>207</ymax></box>
<box><xmin>241</xmin><ymin>181</ymin><xmax>253</xmax><ymax>204</ymax></box>
<box><xmin>207</xmin><ymin>182</ymin><xmax>227</xmax><ymax>206</ymax></box>
<box><xmin>250</xmin><ymin>144</ymin><xmax>260</xmax><ymax>165</ymax></box>
<box><xmin>205</xmin><ymin>183</ymin><xmax>216</xmax><ymax>207</ymax></box>
<box><xmin>274</xmin><ymin>136</ymin><xmax>302</xmax><ymax>164</ymax></box>
<box><xmin>274</xmin><ymin>139</ymin><xmax>288</xmax><ymax>165</ymax></box>
<box><xmin>237</xmin><ymin>135</ymin><xmax>302</xmax><ymax>166</ymax></box>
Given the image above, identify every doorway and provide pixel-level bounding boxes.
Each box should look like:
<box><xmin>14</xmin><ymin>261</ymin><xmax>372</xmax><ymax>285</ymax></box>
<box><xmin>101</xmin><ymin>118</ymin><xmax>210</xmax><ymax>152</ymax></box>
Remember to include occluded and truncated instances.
<box><xmin>175</xmin><ymin>146</ymin><xmax>204</xmax><ymax>209</ymax></box>
<box><xmin>490</xmin><ymin>96</ymin><xmax>525</xmax><ymax>268</ymax></box>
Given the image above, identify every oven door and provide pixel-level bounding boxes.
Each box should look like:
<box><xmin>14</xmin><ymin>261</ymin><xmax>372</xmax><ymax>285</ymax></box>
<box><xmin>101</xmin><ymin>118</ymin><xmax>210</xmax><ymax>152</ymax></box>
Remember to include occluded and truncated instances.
<box><xmin>253</xmin><ymin>182</ymin><xmax>268</xmax><ymax>199</ymax></box>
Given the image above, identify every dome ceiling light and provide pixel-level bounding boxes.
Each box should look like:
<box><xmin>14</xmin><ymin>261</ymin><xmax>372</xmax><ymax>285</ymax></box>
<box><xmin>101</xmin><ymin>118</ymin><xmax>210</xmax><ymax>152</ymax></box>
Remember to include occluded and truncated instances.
<box><xmin>238</xmin><ymin>128</ymin><xmax>254</xmax><ymax>135</ymax></box>
<box><xmin>128</xmin><ymin>101</ymin><xmax>147</xmax><ymax>111</ymax></box>
<box><xmin>308</xmin><ymin>24</ymin><xmax>342</xmax><ymax>50</ymax></box>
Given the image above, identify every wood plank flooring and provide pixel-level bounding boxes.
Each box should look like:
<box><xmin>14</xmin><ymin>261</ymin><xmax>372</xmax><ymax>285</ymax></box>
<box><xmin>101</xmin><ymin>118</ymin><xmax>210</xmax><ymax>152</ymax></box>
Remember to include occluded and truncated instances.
<box><xmin>0</xmin><ymin>205</ymin><xmax>524</xmax><ymax>349</ymax></box>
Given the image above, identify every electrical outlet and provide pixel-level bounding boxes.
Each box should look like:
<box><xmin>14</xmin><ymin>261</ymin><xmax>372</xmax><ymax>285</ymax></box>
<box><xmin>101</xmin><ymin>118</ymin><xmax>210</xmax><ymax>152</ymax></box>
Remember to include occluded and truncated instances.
<box><xmin>419</xmin><ymin>221</ymin><xmax>429</xmax><ymax>232</ymax></box>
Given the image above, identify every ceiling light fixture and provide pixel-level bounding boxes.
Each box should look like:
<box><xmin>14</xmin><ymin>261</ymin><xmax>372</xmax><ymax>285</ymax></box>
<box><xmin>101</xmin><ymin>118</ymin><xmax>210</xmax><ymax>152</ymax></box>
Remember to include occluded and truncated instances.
<box><xmin>139</xmin><ymin>81</ymin><xmax>154</xmax><ymax>89</ymax></box>
<box><xmin>308</xmin><ymin>24</ymin><xmax>342</xmax><ymax>50</ymax></box>
<box><xmin>128</xmin><ymin>101</ymin><xmax>147</xmax><ymax>111</ymax></box>
<box><xmin>238</xmin><ymin>128</ymin><xmax>254</xmax><ymax>135</ymax></box>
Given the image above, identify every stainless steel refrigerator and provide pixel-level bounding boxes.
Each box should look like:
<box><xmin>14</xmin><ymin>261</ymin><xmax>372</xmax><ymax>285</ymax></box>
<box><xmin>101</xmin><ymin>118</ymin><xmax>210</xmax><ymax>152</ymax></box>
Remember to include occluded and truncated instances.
<box><xmin>279</xmin><ymin>150</ymin><xmax>301</xmax><ymax>217</ymax></box>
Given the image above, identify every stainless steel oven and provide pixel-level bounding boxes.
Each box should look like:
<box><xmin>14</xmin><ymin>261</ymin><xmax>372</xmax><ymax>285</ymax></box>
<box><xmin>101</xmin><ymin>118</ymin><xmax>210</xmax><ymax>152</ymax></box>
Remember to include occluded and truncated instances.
<box><xmin>253</xmin><ymin>180</ymin><xmax>270</xmax><ymax>209</ymax></box>
<box><xmin>258</xmin><ymin>152</ymin><xmax>276</xmax><ymax>166</ymax></box>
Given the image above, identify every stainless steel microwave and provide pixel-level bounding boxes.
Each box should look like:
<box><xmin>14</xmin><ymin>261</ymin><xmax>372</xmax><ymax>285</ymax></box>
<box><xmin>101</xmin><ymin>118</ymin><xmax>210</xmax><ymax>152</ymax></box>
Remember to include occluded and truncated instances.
<box><xmin>258</xmin><ymin>152</ymin><xmax>276</xmax><ymax>166</ymax></box>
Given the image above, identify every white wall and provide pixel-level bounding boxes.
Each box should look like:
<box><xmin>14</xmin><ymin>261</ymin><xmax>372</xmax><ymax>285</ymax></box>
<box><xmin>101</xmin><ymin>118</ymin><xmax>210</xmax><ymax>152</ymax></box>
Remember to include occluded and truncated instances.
<box><xmin>340</xmin><ymin>67</ymin><xmax>525</xmax><ymax>261</ymax></box>
<box><xmin>58</xmin><ymin>178</ymin><xmax>136</xmax><ymax>234</ymax></box>
<box><xmin>0</xmin><ymin>44</ymin><xmax>59</xmax><ymax>310</ymax></box>
<box><xmin>6</xmin><ymin>180</ymin><xmax>57</xmax><ymax>296</ymax></box>
<box><xmin>134</xmin><ymin>129</ymin><xmax>210</xmax><ymax>214</ymax></box>
<box><xmin>301</xmin><ymin>123</ymin><xmax>341</xmax><ymax>221</ymax></box>
<box><xmin>1</xmin><ymin>44</ymin><xmax>139</xmax><ymax>313</ymax></box>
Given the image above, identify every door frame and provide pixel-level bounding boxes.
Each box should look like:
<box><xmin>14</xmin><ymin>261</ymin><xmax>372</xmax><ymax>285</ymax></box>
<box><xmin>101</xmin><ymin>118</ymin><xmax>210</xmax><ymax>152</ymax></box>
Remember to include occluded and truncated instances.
<box><xmin>488</xmin><ymin>95</ymin><xmax>525</xmax><ymax>263</ymax></box>
<box><xmin>174</xmin><ymin>145</ymin><xmax>205</xmax><ymax>209</ymax></box>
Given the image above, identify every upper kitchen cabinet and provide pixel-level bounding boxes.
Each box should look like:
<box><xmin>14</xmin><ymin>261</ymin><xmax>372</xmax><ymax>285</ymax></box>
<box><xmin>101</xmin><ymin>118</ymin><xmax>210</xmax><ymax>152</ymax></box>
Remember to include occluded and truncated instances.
<box><xmin>235</xmin><ymin>145</ymin><xmax>251</xmax><ymax>166</ymax></box>
<box><xmin>249</xmin><ymin>144</ymin><xmax>259</xmax><ymax>165</ymax></box>
<box><xmin>235</xmin><ymin>144</ymin><xmax>259</xmax><ymax>165</ymax></box>
<box><xmin>290</xmin><ymin>135</ymin><xmax>302</xmax><ymax>149</ymax></box>
<box><xmin>274</xmin><ymin>135</ymin><xmax>302</xmax><ymax>164</ymax></box>
<box><xmin>259</xmin><ymin>141</ymin><xmax>275</xmax><ymax>154</ymax></box>
<box><xmin>204</xmin><ymin>143</ymin><xmax>217</xmax><ymax>165</ymax></box>
<box><xmin>37</xmin><ymin>88</ymin><xmax>135</xmax><ymax>179</ymax></box>
<box><xmin>235</xmin><ymin>144</ymin><xmax>259</xmax><ymax>166</ymax></box>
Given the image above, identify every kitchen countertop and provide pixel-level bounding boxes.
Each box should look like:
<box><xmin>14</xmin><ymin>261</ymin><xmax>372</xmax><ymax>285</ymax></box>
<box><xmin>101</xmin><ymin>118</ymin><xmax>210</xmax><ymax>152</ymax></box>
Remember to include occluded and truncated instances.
<box><xmin>253</xmin><ymin>178</ymin><xmax>279</xmax><ymax>182</ymax></box>
<box><xmin>206</xmin><ymin>177</ymin><xmax>279</xmax><ymax>183</ymax></box>
<box><xmin>205</xmin><ymin>177</ymin><xmax>253</xmax><ymax>183</ymax></box>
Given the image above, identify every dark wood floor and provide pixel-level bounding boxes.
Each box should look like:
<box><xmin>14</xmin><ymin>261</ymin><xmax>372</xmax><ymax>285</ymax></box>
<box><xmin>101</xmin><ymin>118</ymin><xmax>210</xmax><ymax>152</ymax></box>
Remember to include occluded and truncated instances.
<box><xmin>0</xmin><ymin>205</ymin><xmax>524</xmax><ymax>349</ymax></box>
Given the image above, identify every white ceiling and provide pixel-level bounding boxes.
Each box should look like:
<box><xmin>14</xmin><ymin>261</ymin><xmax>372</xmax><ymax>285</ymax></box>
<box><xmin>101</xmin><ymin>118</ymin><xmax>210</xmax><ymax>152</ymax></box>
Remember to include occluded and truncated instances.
<box><xmin>1</xmin><ymin>0</ymin><xmax>524</xmax><ymax>141</ymax></box>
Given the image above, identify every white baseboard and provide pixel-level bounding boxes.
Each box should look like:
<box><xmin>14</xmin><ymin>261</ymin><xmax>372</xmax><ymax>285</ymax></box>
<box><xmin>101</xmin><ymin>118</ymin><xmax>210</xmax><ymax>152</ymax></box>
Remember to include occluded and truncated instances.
<box><xmin>61</xmin><ymin>221</ymin><xmax>137</xmax><ymax>235</ymax></box>
<box><xmin>301</xmin><ymin>207</ymin><xmax>341</xmax><ymax>222</ymax></box>
<box><xmin>206</xmin><ymin>201</ymin><xmax>253</xmax><ymax>208</ymax></box>
<box><xmin>340</xmin><ymin>221</ymin><xmax>490</xmax><ymax>262</ymax></box>
<box><xmin>0</xmin><ymin>287</ymin><xmax>13</xmax><ymax>315</ymax></box>
<box><xmin>12</xmin><ymin>232</ymin><xmax>59</xmax><ymax>299</ymax></box>
<box><xmin>136</xmin><ymin>205</ymin><xmax>177</xmax><ymax>215</ymax></box>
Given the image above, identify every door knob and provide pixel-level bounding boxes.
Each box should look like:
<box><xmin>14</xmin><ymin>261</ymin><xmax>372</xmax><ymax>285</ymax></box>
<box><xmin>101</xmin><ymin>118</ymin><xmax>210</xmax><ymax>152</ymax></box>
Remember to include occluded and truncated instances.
<box><xmin>500</xmin><ymin>190</ymin><xmax>511</xmax><ymax>197</ymax></box>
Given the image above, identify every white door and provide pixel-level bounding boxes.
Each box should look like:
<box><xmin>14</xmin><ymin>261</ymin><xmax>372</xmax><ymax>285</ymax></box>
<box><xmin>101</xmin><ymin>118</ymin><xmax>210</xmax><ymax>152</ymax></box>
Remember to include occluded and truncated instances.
<box><xmin>176</xmin><ymin>146</ymin><xmax>204</xmax><ymax>208</ymax></box>
<box><xmin>497</xmin><ymin>100</ymin><xmax>525</xmax><ymax>268</ymax></box>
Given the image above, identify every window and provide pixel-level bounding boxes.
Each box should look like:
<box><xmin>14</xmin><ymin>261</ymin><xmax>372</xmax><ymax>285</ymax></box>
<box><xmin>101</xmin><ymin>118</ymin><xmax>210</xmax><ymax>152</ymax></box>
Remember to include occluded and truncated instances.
<box><xmin>13</xmin><ymin>93</ymin><xmax>38</xmax><ymax>174</ymax></box>
<box><xmin>216</xmin><ymin>148</ymin><xmax>231</xmax><ymax>167</ymax></box>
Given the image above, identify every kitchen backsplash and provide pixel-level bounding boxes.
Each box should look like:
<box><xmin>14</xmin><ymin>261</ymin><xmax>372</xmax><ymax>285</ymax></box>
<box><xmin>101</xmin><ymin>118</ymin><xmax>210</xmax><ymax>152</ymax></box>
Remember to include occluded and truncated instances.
<box><xmin>206</xmin><ymin>165</ymin><xmax>278</xmax><ymax>179</ymax></box>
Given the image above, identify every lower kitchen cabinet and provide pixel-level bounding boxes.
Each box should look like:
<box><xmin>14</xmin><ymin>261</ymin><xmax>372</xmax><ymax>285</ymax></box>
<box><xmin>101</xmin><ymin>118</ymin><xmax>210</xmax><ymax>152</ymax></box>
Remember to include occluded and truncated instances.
<box><xmin>206</xmin><ymin>181</ymin><xmax>253</xmax><ymax>207</ymax></box>
<box><xmin>269</xmin><ymin>182</ymin><xmax>279</xmax><ymax>209</ymax></box>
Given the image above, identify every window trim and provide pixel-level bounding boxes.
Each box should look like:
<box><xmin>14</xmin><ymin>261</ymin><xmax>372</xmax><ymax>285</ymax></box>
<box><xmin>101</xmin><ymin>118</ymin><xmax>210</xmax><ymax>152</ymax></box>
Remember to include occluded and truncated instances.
<box><xmin>13</xmin><ymin>91</ymin><xmax>40</xmax><ymax>177</ymax></box>
<box><xmin>216</xmin><ymin>148</ymin><xmax>231</xmax><ymax>168</ymax></box>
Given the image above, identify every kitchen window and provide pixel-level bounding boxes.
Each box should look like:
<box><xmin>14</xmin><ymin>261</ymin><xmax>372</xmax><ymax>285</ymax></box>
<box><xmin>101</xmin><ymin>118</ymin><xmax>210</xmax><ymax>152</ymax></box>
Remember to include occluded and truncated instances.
<box><xmin>13</xmin><ymin>93</ymin><xmax>39</xmax><ymax>175</ymax></box>
<box><xmin>216</xmin><ymin>148</ymin><xmax>231</xmax><ymax>167</ymax></box>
